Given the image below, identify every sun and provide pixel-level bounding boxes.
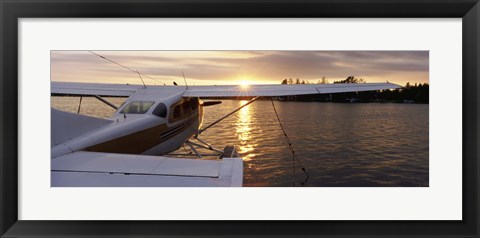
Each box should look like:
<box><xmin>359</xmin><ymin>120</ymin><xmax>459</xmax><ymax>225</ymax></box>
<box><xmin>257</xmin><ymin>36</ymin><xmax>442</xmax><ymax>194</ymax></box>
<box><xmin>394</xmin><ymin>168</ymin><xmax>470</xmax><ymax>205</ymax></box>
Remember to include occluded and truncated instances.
<box><xmin>239</xmin><ymin>80</ymin><xmax>251</xmax><ymax>89</ymax></box>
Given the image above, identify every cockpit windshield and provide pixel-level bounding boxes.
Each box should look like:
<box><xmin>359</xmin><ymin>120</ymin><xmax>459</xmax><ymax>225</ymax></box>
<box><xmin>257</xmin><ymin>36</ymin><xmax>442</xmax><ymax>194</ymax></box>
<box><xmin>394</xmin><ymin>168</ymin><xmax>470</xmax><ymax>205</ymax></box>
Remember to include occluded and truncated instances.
<box><xmin>119</xmin><ymin>101</ymin><xmax>155</xmax><ymax>114</ymax></box>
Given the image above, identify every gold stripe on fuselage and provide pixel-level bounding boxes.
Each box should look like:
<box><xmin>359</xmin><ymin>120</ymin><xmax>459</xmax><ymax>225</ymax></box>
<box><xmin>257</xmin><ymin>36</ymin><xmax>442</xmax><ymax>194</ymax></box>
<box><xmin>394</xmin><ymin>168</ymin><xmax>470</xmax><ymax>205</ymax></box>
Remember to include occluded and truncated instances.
<box><xmin>84</xmin><ymin>113</ymin><xmax>199</xmax><ymax>155</ymax></box>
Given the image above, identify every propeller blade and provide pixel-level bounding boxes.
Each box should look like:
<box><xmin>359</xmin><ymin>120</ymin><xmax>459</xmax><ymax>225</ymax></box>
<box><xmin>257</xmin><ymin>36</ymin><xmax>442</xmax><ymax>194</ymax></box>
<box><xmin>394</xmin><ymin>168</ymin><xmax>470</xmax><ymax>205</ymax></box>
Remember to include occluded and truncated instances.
<box><xmin>202</xmin><ymin>101</ymin><xmax>222</xmax><ymax>107</ymax></box>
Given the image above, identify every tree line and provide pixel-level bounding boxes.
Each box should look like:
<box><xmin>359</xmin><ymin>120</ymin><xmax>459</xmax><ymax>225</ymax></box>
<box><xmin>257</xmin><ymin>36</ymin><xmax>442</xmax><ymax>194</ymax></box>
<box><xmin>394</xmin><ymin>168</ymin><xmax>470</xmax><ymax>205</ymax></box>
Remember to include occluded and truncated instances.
<box><xmin>278</xmin><ymin>76</ymin><xmax>429</xmax><ymax>104</ymax></box>
<box><xmin>281</xmin><ymin>76</ymin><xmax>330</xmax><ymax>85</ymax></box>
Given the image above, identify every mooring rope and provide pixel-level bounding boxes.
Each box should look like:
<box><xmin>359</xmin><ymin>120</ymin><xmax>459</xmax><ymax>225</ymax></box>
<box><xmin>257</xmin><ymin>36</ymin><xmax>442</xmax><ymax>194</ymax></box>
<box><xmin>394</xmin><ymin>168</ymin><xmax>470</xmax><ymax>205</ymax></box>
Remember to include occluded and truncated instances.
<box><xmin>270</xmin><ymin>98</ymin><xmax>310</xmax><ymax>182</ymax></box>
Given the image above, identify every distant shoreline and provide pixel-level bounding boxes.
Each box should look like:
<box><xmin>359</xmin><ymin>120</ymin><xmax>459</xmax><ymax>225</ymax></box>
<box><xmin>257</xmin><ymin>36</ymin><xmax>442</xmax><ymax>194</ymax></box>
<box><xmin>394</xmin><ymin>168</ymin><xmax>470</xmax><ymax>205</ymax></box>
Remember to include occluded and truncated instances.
<box><xmin>200</xmin><ymin>97</ymin><xmax>429</xmax><ymax>104</ymax></box>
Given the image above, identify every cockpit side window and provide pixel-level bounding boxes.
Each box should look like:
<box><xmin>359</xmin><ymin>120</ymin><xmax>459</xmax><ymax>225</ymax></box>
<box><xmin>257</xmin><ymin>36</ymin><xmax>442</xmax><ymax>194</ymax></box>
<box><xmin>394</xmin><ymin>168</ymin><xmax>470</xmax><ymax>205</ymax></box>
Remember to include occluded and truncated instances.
<box><xmin>152</xmin><ymin>103</ymin><xmax>167</xmax><ymax>118</ymax></box>
<box><xmin>173</xmin><ymin>105</ymin><xmax>181</xmax><ymax>118</ymax></box>
<box><xmin>120</xmin><ymin>101</ymin><xmax>155</xmax><ymax>114</ymax></box>
<box><xmin>190</xmin><ymin>97</ymin><xmax>199</xmax><ymax>110</ymax></box>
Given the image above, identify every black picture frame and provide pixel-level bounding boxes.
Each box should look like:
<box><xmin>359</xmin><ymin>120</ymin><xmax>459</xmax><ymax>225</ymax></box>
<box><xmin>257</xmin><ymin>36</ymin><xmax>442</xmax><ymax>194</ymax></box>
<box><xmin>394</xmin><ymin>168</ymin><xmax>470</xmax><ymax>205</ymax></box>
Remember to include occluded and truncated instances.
<box><xmin>1</xmin><ymin>0</ymin><xmax>479</xmax><ymax>237</ymax></box>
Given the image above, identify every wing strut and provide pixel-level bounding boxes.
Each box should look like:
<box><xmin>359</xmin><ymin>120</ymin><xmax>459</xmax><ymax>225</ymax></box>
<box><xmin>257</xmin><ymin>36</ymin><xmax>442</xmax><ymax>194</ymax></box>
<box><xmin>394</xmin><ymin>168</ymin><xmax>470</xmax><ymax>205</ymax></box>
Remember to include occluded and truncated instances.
<box><xmin>198</xmin><ymin>96</ymin><xmax>259</xmax><ymax>135</ymax></box>
<box><xmin>94</xmin><ymin>95</ymin><xmax>118</xmax><ymax>110</ymax></box>
<box><xmin>77</xmin><ymin>96</ymin><xmax>83</xmax><ymax>114</ymax></box>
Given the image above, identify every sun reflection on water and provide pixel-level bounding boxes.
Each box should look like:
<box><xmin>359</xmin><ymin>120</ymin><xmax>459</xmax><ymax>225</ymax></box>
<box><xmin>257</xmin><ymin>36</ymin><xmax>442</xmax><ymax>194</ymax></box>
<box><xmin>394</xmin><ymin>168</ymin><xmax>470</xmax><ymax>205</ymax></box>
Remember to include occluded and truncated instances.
<box><xmin>236</xmin><ymin>100</ymin><xmax>256</xmax><ymax>164</ymax></box>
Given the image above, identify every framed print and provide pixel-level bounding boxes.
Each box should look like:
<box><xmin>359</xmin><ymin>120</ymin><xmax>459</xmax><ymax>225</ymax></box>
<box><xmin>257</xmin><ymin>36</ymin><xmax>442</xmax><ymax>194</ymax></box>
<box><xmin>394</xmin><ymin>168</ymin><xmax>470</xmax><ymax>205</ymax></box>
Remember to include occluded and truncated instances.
<box><xmin>1</xmin><ymin>0</ymin><xmax>479</xmax><ymax>237</ymax></box>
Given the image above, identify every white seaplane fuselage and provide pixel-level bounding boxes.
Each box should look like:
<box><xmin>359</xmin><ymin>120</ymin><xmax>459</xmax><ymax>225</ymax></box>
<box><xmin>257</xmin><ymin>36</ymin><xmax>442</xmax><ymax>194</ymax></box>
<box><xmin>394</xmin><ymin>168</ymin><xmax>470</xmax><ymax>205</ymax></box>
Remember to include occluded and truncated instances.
<box><xmin>52</xmin><ymin>87</ymin><xmax>203</xmax><ymax>158</ymax></box>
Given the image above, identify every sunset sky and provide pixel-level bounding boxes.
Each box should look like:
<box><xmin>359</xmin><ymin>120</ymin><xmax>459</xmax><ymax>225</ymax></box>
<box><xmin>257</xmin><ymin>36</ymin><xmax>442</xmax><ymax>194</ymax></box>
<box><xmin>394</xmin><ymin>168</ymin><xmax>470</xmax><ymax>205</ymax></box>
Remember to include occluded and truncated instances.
<box><xmin>51</xmin><ymin>51</ymin><xmax>429</xmax><ymax>86</ymax></box>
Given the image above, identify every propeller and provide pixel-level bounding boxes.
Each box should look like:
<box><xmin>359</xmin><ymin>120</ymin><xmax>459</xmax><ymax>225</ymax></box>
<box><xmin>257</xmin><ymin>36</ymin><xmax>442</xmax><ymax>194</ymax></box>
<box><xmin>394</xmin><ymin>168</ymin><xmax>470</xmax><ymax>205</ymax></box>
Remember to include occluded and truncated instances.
<box><xmin>202</xmin><ymin>101</ymin><xmax>222</xmax><ymax>107</ymax></box>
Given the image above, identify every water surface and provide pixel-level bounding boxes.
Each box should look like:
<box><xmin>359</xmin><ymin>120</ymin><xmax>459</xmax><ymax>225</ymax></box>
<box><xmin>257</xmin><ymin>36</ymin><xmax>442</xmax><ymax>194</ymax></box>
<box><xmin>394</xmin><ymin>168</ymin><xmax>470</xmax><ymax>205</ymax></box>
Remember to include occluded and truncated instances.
<box><xmin>52</xmin><ymin>97</ymin><xmax>429</xmax><ymax>187</ymax></box>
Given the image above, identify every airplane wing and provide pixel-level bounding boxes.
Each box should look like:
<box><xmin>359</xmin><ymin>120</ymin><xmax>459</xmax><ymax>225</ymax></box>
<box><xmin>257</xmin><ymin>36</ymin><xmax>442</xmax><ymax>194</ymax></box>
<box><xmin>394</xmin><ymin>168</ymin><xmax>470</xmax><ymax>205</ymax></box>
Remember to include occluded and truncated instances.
<box><xmin>51</xmin><ymin>82</ymin><xmax>145</xmax><ymax>97</ymax></box>
<box><xmin>182</xmin><ymin>83</ymin><xmax>401</xmax><ymax>97</ymax></box>
<box><xmin>52</xmin><ymin>151</ymin><xmax>243</xmax><ymax>187</ymax></box>
<box><xmin>52</xmin><ymin>81</ymin><xmax>401</xmax><ymax>98</ymax></box>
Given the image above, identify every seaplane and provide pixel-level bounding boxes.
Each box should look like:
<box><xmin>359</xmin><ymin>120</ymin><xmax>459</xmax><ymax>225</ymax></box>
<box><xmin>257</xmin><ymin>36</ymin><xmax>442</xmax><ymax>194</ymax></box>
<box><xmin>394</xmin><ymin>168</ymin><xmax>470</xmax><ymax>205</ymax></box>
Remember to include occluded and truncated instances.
<box><xmin>51</xmin><ymin>53</ymin><xmax>401</xmax><ymax>187</ymax></box>
<box><xmin>51</xmin><ymin>80</ymin><xmax>401</xmax><ymax>187</ymax></box>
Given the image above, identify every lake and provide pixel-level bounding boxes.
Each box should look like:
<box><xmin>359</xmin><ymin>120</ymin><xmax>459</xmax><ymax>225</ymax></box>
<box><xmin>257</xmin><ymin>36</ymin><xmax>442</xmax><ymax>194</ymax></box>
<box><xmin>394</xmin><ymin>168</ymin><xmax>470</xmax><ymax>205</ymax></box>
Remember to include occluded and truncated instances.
<box><xmin>52</xmin><ymin>97</ymin><xmax>429</xmax><ymax>187</ymax></box>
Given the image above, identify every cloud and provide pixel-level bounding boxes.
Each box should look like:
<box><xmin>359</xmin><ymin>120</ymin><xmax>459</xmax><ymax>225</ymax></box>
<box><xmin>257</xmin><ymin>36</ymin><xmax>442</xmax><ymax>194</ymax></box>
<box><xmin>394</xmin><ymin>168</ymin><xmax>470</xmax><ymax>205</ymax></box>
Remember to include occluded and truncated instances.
<box><xmin>51</xmin><ymin>51</ymin><xmax>429</xmax><ymax>85</ymax></box>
